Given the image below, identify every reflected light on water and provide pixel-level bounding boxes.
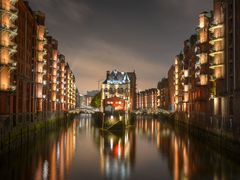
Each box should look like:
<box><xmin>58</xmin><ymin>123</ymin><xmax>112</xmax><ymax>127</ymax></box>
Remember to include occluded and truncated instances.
<box><xmin>98</xmin><ymin>123</ymin><xmax>135</xmax><ymax>180</ymax></box>
<box><xmin>183</xmin><ymin>144</ymin><xmax>189</xmax><ymax>179</ymax></box>
<box><xmin>42</xmin><ymin>160</ymin><xmax>48</xmax><ymax>180</ymax></box>
<box><xmin>32</xmin><ymin>120</ymin><xmax>76</xmax><ymax>180</ymax></box>
<box><xmin>0</xmin><ymin>115</ymin><xmax>239</xmax><ymax>180</ymax></box>
<box><xmin>174</xmin><ymin>137</ymin><xmax>179</xmax><ymax>180</ymax></box>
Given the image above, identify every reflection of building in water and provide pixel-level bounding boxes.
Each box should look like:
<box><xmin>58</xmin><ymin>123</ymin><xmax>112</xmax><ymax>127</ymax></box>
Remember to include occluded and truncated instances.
<box><xmin>169</xmin><ymin>136</ymin><xmax>192</xmax><ymax>180</ymax></box>
<box><xmin>136</xmin><ymin>117</ymin><xmax>190</xmax><ymax>180</ymax></box>
<box><xmin>33</xmin><ymin>121</ymin><xmax>76</xmax><ymax>180</ymax></box>
<box><xmin>35</xmin><ymin>157</ymin><xmax>43</xmax><ymax>180</ymax></box>
<box><xmin>97</xmin><ymin>130</ymin><xmax>136</xmax><ymax>179</ymax></box>
<box><xmin>136</xmin><ymin>117</ymin><xmax>231</xmax><ymax>180</ymax></box>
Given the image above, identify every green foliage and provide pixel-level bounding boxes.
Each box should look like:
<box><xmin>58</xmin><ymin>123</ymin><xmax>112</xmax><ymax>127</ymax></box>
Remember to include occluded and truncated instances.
<box><xmin>91</xmin><ymin>92</ymin><xmax>101</xmax><ymax>108</ymax></box>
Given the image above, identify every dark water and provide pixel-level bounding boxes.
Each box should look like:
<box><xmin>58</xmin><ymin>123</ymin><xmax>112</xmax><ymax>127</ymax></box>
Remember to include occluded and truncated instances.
<box><xmin>0</xmin><ymin>114</ymin><xmax>240</xmax><ymax>180</ymax></box>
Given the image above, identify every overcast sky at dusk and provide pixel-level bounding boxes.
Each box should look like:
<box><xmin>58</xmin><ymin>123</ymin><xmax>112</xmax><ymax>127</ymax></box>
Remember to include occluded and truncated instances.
<box><xmin>29</xmin><ymin>0</ymin><xmax>212</xmax><ymax>94</ymax></box>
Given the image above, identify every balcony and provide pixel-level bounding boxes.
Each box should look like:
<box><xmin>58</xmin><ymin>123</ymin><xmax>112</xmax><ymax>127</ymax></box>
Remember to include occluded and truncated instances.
<box><xmin>9</xmin><ymin>23</ymin><xmax>18</xmax><ymax>32</ymax></box>
<box><xmin>209</xmin><ymin>61</ymin><xmax>224</xmax><ymax>69</ymax></box>
<box><xmin>9</xmin><ymin>64</ymin><xmax>16</xmax><ymax>71</ymax></box>
<box><xmin>36</xmin><ymin>68</ymin><xmax>44</xmax><ymax>74</ymax></box>
<box><xmin>209</xmin><ymin>74</ymin><xmax>224</xmax><ymax>82</ymax></box>
<box><xmin>0</xmin><ymin>24</ymin><xmax>9</xmax><ymax>32</ymax></box>
<box><xmin>9</xmin><ymin>84</ymin><xmax>17</xmax><ymax>91</ymax></box>
<box><xmin>0</xmin><ymin>24</ymin><xmax>18</xmax><ymax>37</ymax></box>
<box><xmin>9</xmin><ymin>41</ymin><xmax>17</xmax><ymax>49</ymax></box>
<box><xmin>9</xmin><ymin>59</ymin><xmax>17</xmax><ymax>67</ymax></box>
<box><xmin>43</xmin><ymin>49</ymin><xmax>47</xmax><ymax>56</ymax></box>
<box><xmin>9</xmin><ymin>4</ymin><xmax>18</xmax><ymax>14</ymax></box>
<box><xmin>0</xmin><ymin>45</ymin><xmax>17</xmax><ymax>56</ymax></box>
<box><xmin>0</xmin><ymin>83</ymin><xmax>16</xmax><ymax>92</ymax></box>
<box><xmin>43</xmin><ymin>38</ymin><xmax>47</xmax><ymax>45</ymax></box>
<box><xmin>209</xmin><ymin>23</ymin><xmax>224</xmax><ymax>32</ymax></box>
<box><xmin>36</xmin><ymin>58</ymin><xmax>44</xmax><ymax>63</ymax></box>
<box><xmin>0</xmin><ymin>3</ymin><xmax>18</xmax><ymax>20</ymax></box>
<box><xmin>209</xmin><ymin>37</ymin><xmax>224</xmax><ymax>45</ymax></box>
<box><xmin>37</xmin><ymin>38</ymin><xmax>47</xmax><ymax>45</ymax></box>
<box><xmin>9</xmin><ymin>47</ymin><xmax>17</xmax><ymax>55</ymax></box>
<box><xmin>0</xmin><ymin>41</ymin><xmax>17</xmax><ymax>51</ymax></box>
<box><xmin>0</xmin><ymin>57</ymin><xmax>13</xmax><ymax>66</ymax></box>
<box><xmin>209</xmin><ymin>49</ymin><xmax>224</xmax><ymax>57</ymax></box>
<box><xmin>10</xmin><ymin>0</ymin><xmax>18</xmax><ymax>5</ymax></box>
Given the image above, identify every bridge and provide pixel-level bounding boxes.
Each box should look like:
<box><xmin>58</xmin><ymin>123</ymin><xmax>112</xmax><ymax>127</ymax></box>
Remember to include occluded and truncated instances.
<box><xmin>69</xmin><ymin>105</ymin><xmax>99</xmax><ymax>114</ymax></box>
<box><xmin>134</xmin><ymin>108</ymin><xmax>171</xmax><ymax>115</ymax></box>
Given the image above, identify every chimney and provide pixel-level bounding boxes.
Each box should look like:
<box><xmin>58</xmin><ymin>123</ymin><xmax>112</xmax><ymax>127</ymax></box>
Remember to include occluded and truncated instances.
<box><xmin>106</xmin><ymin>70</ymin><xmax>110</xmax><ymax>78</ymax></box>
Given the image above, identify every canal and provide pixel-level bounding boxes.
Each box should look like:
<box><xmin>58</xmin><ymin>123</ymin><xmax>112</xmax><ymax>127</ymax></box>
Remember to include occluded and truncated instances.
<box><xmin>0</xmin><ymin>114</ymin><xmax>240</xmax><ymax>180</ymax></box>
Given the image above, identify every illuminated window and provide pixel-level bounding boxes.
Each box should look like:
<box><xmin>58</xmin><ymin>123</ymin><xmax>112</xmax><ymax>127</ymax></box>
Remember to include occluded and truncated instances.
<box><xmin>199</xmin><ymin>53</ymin><xmax>208</xmax><ymax>64</ymax></box>
<box><xmin>200</xmin><ymin>75</ymin><xmax>208</xmax><ymax>85</ymax></box>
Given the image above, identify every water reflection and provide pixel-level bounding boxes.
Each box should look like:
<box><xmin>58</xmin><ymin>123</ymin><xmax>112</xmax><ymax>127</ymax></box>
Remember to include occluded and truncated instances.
<box><xmin>97</xmin><ymin>129</ymin><xmax>135</xmax><ymax>179</ymax></box>
<box><xmin>0</xmin><ymin>120</ymin><xmax>77</xmax><ymax>180</ymax></box>
<box><xmin>0</xmin><ymin>115</ymin><xmax>240</xmax><ymax>180</ymax></box>
<box><xmin>34</xmin><ymin>121</ymin><xmax>76</xmax><ymax>180</ymax></box>
<box><xmin>135</xmin><ymin>116</ymin><xmax>240</xmax><ymax>180</ymax></box>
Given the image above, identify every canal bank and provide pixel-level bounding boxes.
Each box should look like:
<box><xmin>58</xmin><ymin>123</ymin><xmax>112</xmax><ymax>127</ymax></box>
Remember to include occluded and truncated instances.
<box><xmin>173</xmin><ymin>119</ymin><xmax>240</xmax><ymax>161</ymax></box>
<box><xmin>0</xmin><ymin>112</ymin><xmax>76</xmax><ymax>154</ymax></box>
<box><xmin>156</xmin><ymin>112</ymin><xmax>240</xmax><ymax>161</ymax></box>
<box><xmin>136</xmin><ymin>112</ymin><xmax>240</xmax><ymax>161</ymax></box>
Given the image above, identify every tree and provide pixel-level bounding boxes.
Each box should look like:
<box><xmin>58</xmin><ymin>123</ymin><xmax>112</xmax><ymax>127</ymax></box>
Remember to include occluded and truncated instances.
<box><xmin>91</xmin><ymin>91</ymin><xmax>101</xmax><ymax>108</ymax></box>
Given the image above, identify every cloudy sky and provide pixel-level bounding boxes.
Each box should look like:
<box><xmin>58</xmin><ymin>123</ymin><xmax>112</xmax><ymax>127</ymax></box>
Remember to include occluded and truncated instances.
<box><xmin>29</xmin><ymin>0</ymin><xmax>212</xmax><ymax>94</ymax></box>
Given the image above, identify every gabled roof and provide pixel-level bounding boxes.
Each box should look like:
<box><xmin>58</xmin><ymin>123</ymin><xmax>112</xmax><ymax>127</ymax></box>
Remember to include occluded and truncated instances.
<box><xmin>103</xmin><ymin>70</ymin><xmax>130</xmax><ymax>85</ymax></box>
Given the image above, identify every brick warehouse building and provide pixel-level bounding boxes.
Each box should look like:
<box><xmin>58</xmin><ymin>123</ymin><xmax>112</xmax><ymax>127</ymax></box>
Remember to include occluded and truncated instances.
<box><xmin>167</xmin><ymin>65</ymin><xmax>175</xmax><ymax>112</ymax></box>
<box><xmin>137</xmin><ymin>88</ymin><xmax>158</xmax><ymax>112</ymax></box>
<box><xmin>101</xmin><ymin>70</ymin><xmax>136</xmax><ymax>113</ymax></box>
<box><xmin>159</xmin><ymin>0</ymin><xmax>240</xmax><ymax>140</ymax></box>
<box><xmin>127</xmin><ymin>71</ymin><xmax>137</xmax><ymax>111</ymax></box>
<box><xmin>157</xmin><ymin>78</ymin><xmax>169</xmax><ymax>110</ymax></box>
<box><xmin>0</xmin><ymin>0</ymin><xmax>77</xmax><ymax>130</ymax></box>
